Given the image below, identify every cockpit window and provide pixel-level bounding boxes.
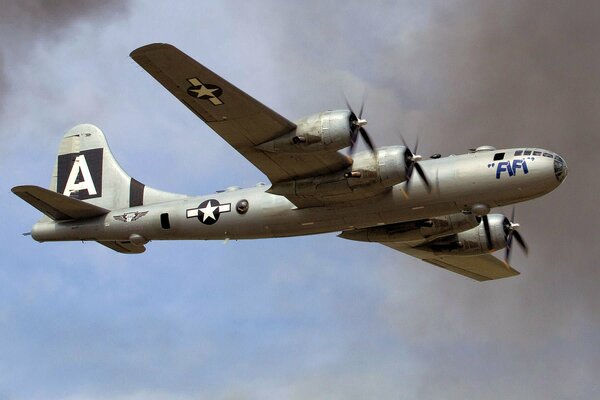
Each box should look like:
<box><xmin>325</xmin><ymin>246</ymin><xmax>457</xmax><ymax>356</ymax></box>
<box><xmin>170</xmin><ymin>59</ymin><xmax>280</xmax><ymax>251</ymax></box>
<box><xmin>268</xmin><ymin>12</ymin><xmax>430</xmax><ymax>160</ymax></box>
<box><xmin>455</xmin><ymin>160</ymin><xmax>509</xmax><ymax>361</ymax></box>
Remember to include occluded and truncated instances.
<box><xmin>514</xmin><ymin>150</ymin><xmax>523</xmax><ymax>156</ymax></box>
<box><xmin>533</xmin><ymin>151</ymin><xmax>541</xmax><ymax>156</ymax></box>
<box><xmin>493</xmin><ymin>152</ymin><xmax>505</xmax><ymax>161</ymax></box>
<box><xmin>543</xmin><ymin>152</ymin><xmax>553</xmax><ymax>158</ymax></box>
<box><xmin>523</xmin><ymin>150</ymin><xmax>532</xmax><ymax>155</ymax></box>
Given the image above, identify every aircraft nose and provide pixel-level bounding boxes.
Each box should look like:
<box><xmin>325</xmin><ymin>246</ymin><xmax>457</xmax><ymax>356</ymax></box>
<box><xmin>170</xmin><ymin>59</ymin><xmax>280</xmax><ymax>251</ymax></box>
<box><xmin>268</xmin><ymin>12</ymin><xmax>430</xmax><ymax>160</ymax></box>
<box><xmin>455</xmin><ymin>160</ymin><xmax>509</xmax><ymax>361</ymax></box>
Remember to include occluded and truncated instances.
<box><xmin>553</xmin><ymin>154</ymin><xmax>568</xmax><ymax>183</ymax></box>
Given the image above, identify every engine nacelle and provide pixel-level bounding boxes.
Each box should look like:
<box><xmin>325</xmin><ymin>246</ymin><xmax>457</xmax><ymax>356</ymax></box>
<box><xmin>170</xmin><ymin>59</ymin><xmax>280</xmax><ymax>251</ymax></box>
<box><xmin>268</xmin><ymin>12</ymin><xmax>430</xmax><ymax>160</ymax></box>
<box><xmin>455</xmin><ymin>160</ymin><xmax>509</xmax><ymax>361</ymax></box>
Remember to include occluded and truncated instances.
<box><xmin>256</xmin><ymin>110</ymin><xmax>354</xmax><ymax>153</ymax></box>
<box><xmin>268</xmin><ymin>146</ymin><xmax>408</xmax><ymax>200</ymax></box>
<box><xmin>339</xmin><ymin>213</ymin><xmax>479</xmax><ymax>242</ymax></box>
<box><xmin>347</xmin><ymin>146</ymin><xmax>406</xmax><ymax>189</ymax></box>
<box><xmin>419</xmin><ymin>214</ymin><xmax>508</xmax><ymax>256</ymax></box>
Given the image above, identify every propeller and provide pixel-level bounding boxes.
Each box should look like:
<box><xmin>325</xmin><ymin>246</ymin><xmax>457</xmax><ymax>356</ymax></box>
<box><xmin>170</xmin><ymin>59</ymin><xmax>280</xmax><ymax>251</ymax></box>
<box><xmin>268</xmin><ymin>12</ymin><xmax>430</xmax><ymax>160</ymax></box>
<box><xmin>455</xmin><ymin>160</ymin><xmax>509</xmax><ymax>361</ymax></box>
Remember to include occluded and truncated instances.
<box><xmin>345</xmin><ymin>96</ymin><xmax>376</xmax><ymax>154</ymax></box>
<box><xmin>503</xmin><ymin>206</ymin><xmax>529</xmax><ymax>266</ymax></box>
<box><xmin>479</xmin><ymin>207</ymin><xmax>529</xmax><ymax>265</ymax></box>
<box><xmin>401</xmin><ymin>135</ymin><xmax>432</xmax><ymax>194</ymax></box>
<box><xmin>481</xmin><ymin>214</ymin><xmax>493</xmax><ymax>251</ymax></box>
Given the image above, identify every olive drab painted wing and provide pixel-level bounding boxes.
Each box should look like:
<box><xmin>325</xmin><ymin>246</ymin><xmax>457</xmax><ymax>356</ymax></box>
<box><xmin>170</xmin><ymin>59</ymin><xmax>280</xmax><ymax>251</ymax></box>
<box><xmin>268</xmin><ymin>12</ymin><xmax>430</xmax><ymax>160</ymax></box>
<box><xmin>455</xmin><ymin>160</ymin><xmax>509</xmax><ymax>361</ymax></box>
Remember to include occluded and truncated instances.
<box><xmin>382</xmin><ymin>242</ymin><xmax>520</xmax><ymax>281</ymax></box>
<box><xmin>130</xmin><ymin>43</ymin><xmax>351</xmax><ymax>184</ymax></box>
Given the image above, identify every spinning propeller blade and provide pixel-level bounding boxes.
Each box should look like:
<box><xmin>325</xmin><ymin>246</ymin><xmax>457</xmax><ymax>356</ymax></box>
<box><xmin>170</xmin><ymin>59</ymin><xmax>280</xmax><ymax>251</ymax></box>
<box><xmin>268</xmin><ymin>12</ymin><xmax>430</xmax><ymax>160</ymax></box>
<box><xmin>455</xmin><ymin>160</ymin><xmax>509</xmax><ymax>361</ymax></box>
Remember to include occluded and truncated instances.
<box><xmin>503</xmin><ymin>206</ymin><xmax>528</xmax><ymax>266</ymax></box>
<box><xmin>481</xmin><ymin>214</ymin><xmax>493</xmax><ymax>250</ymax></box>
<box><xmin>479</xmin><ymin>207</ymin><xmax>528</xmax><ymax>263</ymax></box>
<box><xmin>345</xmin><ymin>95</ymin><xmax>376</xmax><ymax>154</ymax></box>
<box><xmin>401</xmin><ymin>135</ymin><xmax>432</xmax><ymax>195</ymax></box>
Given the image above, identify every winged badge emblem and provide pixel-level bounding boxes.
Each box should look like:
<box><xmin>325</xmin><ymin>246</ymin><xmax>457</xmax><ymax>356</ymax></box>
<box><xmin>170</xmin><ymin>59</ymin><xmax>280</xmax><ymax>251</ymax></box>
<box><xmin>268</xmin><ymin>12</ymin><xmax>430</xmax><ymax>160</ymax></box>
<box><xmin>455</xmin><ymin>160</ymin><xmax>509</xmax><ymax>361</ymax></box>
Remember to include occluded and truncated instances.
<box><xmin>113</xmin><ymin>211</ymin><xmax>148</xmax><ymax>223</ymax></box>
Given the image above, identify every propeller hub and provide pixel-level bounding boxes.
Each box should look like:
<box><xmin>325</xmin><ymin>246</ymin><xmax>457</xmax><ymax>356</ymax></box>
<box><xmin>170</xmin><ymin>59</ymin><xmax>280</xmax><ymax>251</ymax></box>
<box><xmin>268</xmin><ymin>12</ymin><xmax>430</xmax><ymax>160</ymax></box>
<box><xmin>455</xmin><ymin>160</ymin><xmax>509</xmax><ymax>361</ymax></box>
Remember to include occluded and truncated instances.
<box><xmin>345</xmin><ymin>99</ymin><xmax>375</xmax><ymax>154</ymax></box>
<box><xmin>399</xmin><ymin>135</ymin><xmax>432</xmax><ymax>195</ymax></box>
<box><xmin>355</xmin><ymin>118</ymin><xmax>367</xmax><ymax>127</ymax></box>
<box><xmin>502</xmin><ymin>207</ymin><xmax>529</xmax><ymax>266</ymax></box>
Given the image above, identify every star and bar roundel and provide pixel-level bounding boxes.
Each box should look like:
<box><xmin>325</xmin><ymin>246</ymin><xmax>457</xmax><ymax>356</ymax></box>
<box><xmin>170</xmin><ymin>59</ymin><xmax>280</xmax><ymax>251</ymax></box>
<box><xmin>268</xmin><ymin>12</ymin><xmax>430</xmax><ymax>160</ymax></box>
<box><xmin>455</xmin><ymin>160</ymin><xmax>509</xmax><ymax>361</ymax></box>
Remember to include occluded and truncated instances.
<box><xmin>186</xmin><ymin>77</ymin><xmax>224</xmax><ymax>105</ymax></box>
<box><xmin>186</xmin><ymin>199</ymin><xmax>231</xmax><ymax>225</ymax></box>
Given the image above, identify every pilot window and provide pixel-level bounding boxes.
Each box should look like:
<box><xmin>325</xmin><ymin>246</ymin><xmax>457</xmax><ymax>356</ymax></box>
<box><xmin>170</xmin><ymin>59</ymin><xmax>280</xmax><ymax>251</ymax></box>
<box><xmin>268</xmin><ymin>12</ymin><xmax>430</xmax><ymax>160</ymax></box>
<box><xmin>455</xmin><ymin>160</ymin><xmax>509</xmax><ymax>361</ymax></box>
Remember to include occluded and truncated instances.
<box><xmin>493</xmin><ymin>152</ymin><xmax>505</xmax><ymax>161</ymax></box>
<box><xmin>533</xmin><ymin>151</ymin><xmax>542</xmax><ymax>156</ymax></box>
<box><xmin>543</xmin><ymin>152</ymin><xmax>553</xmax><ymax>158</ymax></box>
<box><xmin>523</xmin><ymin>150</ymin><xmax>532</xmax><ymax>155</ymax></box>
<box><xmin>514</xmin><ymin>150</ymin><xmax>523</xmax><ymax>156</ymax></box>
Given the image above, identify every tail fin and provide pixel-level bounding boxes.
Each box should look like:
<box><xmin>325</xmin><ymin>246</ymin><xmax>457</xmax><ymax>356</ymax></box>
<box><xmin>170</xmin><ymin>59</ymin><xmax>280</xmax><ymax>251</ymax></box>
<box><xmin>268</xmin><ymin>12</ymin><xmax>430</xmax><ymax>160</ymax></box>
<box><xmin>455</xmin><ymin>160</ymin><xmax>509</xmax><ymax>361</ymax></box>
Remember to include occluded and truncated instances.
<box><xmin>48</xmin><ymin>124</ymin><xmax>185</xmax><ymax>210</ymax></box>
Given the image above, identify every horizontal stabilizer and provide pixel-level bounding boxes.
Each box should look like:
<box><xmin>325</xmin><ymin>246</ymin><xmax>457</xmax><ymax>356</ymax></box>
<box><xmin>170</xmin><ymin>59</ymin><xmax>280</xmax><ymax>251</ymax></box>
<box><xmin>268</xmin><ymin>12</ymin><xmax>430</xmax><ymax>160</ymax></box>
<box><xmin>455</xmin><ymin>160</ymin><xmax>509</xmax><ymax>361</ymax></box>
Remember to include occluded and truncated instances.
<box><xmin>97</xmin><ymin>240</ymin><xmax>146</xmax><ymax>254</ymax></box>
<box><xmin>11</xmin><ymin>185</ymin><xmax>109</xmax><ymax>221</ymax></box>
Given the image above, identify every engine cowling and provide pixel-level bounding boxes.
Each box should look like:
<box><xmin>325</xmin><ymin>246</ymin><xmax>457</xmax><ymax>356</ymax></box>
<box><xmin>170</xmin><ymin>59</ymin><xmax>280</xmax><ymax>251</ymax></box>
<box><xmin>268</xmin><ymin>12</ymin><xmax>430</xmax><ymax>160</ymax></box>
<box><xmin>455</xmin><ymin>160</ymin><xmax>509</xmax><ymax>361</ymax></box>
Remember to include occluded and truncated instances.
<box><xmin>268</xmin><ymin>146</ymin><xmax>409</xmax><ymax>199</ymax></box>
<box><xmin>347</xmin><ymin>146</ymin><xmax>406</xmax><ymax>188</ymax></box>
<box><xmin>256</xmin><ymin>110</ymin><xmax>354</xmax><ymax>153</ymax></box>
<box><xmin>419</xmin><ymin>214</ymin><xmax>509</xmax><ymax>256</ymax></box>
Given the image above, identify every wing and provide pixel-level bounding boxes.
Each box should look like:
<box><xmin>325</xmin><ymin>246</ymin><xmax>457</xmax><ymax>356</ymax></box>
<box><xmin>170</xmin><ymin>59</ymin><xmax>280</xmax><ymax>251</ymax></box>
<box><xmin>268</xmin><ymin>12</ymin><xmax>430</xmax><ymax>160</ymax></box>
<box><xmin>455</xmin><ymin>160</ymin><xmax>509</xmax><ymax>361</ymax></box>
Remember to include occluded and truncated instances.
<box><xmin>382</xmin><ymin>241</ymin><xmax>520</xmax><ymax>281</ymax></box>
<box><xmin>130</xmin><ymin>43</ymin><xmax>351</xmax><ymax>184</ymax></box>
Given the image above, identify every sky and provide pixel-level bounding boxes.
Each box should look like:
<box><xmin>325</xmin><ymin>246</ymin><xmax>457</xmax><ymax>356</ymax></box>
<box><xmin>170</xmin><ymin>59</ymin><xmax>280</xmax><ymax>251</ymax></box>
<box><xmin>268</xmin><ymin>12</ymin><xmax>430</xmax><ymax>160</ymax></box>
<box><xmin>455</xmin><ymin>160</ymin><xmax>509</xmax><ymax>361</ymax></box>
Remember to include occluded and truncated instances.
<box><xmin>1</xmin><ymin>1</ymin><xmax>599</xmax><ymax>399</ymax></box>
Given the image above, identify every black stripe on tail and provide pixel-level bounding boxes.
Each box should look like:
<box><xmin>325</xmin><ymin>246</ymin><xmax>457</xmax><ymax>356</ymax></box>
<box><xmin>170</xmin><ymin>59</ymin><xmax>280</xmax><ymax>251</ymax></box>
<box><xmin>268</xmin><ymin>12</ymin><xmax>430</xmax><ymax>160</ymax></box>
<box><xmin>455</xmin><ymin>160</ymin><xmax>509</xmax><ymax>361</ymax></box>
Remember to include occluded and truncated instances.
<box><xmin>129</xmin><ymin>178</ymin><xmax>145</xmax><ymax>207</ymax></box>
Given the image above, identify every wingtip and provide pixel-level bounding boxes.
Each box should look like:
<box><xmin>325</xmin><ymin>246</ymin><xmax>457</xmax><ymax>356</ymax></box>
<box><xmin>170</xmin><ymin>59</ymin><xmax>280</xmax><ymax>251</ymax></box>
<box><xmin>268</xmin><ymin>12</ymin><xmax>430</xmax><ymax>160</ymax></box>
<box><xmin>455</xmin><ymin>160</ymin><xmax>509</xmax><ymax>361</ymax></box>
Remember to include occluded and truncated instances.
<box><xmin>129</xmin><ymin>43</ymin><xmax>174</xmax><ymax>58</ymax></box>
<box><xmin>502</xmin><ymin>260</ymin><xmax>521</xmax><ymax>276</ymax></box>
<box><xmin>11</xmin><ymin>184</ymin><xmax>37</xmax><ymax>194</ymax></box>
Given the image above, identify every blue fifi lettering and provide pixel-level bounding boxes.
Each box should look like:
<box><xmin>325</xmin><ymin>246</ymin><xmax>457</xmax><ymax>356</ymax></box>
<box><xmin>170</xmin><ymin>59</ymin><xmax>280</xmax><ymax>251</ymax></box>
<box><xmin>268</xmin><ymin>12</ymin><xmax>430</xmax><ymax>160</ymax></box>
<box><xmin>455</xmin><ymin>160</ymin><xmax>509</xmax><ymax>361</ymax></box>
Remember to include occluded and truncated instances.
<box><xmin>496</xmin><ymin>159</ymin><xmax>529</xmax><ymax>179</ymax></box>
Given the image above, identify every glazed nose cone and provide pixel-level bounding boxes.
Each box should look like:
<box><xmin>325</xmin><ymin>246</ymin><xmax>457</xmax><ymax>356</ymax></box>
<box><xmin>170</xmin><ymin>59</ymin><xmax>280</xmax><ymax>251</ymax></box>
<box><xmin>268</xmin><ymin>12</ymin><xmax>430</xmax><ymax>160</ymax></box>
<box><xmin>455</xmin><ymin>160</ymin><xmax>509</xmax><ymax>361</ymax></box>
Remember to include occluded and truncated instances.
<box><xmin>553</xmin><ymin>154</ymin><xmax>568</xmax><ymax>183</ymax></box>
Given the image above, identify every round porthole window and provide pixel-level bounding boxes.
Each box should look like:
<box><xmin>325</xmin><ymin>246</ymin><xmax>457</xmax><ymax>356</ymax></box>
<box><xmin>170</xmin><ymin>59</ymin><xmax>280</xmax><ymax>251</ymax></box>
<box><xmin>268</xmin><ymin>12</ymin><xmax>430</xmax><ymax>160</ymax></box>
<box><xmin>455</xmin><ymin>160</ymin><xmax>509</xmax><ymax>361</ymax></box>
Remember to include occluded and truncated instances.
<box><xmin>236</xmin><ymin>199</ymin><xmax>249</xmax><ymax>214</ymax></box>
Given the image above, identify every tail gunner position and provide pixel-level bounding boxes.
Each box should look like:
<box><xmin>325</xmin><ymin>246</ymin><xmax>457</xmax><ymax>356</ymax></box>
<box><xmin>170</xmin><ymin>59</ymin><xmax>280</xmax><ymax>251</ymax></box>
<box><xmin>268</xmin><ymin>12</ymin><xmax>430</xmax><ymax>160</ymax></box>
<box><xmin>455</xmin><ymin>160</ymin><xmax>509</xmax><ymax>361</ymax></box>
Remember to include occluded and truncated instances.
<box><xmin>12</xmin><ymin>44</ymin><xmax>568</xmax><ymax>281</ymax></box>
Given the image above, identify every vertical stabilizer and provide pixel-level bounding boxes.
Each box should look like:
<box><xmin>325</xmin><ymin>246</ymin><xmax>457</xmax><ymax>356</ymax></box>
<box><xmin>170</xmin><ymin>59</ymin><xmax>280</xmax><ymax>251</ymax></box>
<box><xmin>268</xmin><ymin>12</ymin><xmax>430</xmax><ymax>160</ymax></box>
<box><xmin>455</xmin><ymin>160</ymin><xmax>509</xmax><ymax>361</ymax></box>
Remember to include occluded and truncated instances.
<box><xmin>49</xmin><ymin>124</ymin><xmax>185</xmax><ymax>210</ymax></box>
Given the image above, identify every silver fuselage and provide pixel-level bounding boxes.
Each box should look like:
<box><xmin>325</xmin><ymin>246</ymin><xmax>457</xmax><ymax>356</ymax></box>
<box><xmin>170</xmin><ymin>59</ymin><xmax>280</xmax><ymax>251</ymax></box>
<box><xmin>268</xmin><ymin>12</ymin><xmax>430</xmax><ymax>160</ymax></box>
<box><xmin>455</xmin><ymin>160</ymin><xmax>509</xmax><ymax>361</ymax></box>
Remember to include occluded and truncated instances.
<box><xmin>31</xmin><ymin>148</ymin><xmax>567</xmax><ymax>243</ymax></box>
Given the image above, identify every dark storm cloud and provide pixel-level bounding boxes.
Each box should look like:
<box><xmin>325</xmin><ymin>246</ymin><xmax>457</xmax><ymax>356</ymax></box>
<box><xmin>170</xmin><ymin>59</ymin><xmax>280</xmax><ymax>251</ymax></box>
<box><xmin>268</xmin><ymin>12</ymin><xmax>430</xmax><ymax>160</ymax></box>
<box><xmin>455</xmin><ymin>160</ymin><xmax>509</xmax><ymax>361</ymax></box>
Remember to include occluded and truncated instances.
<box><xmin>378</xmin><ymin>1</ymin><xmax>600</xmax><ymax>151</ymax></box>
<box><xmin>0</xmin><ymin>0</ymin><xmax>130</xmax><ymax>111</ymax></box>
<box><xmin>382</xmin><ymin>2</ymin><xmax>600</xmax><ymax>396</ymax></box>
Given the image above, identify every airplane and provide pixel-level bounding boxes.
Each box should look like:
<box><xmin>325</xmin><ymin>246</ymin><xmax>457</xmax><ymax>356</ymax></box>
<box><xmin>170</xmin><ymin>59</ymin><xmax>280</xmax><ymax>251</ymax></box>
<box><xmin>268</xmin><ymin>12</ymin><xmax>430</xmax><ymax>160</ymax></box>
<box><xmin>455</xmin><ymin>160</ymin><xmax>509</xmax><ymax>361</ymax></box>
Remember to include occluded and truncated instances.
<box><xmin>11</xmin><ymin>43</ymin><xmax>568</xmax><ymax>281</ymax></box>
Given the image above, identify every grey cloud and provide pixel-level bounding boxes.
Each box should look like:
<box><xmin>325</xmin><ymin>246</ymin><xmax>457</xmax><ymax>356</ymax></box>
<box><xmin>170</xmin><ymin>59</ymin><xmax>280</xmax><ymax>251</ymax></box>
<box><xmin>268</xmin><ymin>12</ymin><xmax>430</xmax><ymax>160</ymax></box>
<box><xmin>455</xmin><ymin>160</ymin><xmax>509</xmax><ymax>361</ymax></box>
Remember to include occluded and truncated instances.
<box><xmin>0</xmin><ymin>0</ymin><xmax>130</xmax><ymax>112</ymax></box>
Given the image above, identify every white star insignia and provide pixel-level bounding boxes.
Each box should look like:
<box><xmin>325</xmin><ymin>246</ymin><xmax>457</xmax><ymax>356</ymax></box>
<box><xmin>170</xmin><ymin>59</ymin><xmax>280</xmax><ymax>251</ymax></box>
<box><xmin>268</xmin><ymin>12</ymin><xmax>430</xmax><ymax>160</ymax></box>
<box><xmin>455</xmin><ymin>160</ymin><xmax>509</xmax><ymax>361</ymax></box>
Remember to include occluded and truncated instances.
<box><xmin>187</xmin><ymin>77</ymin><xmax>223</xmax><ymax>105</ymax></box>
<box><xmin>199</xmin><ymin>200</ymin><xmax>219</xmax><ymax>222</ymax></box>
